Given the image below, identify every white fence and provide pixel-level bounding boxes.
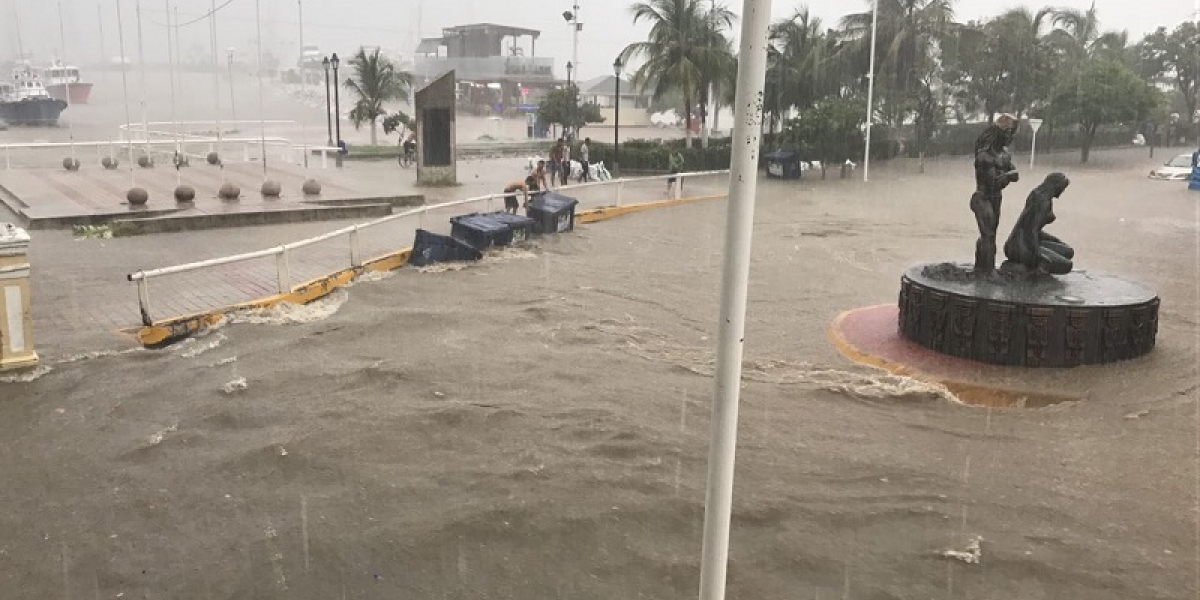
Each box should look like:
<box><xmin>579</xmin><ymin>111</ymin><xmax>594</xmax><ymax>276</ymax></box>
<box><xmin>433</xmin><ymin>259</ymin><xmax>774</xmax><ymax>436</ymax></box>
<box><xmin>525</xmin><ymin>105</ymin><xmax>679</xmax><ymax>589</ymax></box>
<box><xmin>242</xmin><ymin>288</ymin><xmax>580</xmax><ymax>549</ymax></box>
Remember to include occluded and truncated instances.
<box><xmin>1</xmin><ymin>120</ymin><xmax>339</xmax><ymax>169</ymax></box>
<box><xmin>125</xmin><ymin>170</ymin><xmax>730</xmax><ymax>326</ymax></box>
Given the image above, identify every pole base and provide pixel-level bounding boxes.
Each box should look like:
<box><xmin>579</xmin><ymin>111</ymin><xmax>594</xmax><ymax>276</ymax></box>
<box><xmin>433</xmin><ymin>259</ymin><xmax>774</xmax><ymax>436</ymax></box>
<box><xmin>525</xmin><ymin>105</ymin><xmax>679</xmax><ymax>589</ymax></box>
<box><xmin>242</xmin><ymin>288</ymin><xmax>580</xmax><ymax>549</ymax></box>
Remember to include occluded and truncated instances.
<box><xmin>0</xmin><ymin>352</ymin><xmax>39</xmax><ymax>373</ymax></box>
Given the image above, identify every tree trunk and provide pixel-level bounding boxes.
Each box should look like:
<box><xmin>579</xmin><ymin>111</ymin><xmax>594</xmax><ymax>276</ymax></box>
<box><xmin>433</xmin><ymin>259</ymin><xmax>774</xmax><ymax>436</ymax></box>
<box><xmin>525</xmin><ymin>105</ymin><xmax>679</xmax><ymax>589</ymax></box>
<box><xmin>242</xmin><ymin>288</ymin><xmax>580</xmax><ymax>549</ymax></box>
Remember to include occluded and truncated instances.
<box><xmin>684</xmin><ymin>92</ymin><xmax>693</xmax><ymax>149</ymax></box>
<box><xmin>370</xmin><ymin>117</ymin><xmax>378</xmax><ymax>146</ymax></box>
<box><xmin>701</xmin><ymin>85</ymin><xmax>710</xmax><ymax>149</ymax></box>
<box><xmin>1080</xmin><ymin>123</ymin><xmax>1096</xmax><ymax>163</ymax></box>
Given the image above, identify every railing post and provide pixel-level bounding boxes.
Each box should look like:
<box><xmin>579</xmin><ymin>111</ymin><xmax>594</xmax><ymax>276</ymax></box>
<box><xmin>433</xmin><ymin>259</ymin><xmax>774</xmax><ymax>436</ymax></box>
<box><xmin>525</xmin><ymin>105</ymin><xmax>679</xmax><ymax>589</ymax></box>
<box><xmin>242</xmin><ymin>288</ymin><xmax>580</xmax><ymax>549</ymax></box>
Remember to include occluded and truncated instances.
<box><xmin>275</xmin><ymin>247</ymin><xmax>291</xmax><ymax>294</ymax></box>
<box><xmin>349</xmin><ymin>226</ymin><xmax>362</xmax><ymax>268</ymax></box>
<box><xmin>136</xmin><ymin>276</ymin><xmax>153</xmax><ymax>326</ymax></box>
<box><xmin>321</xmin><ymin>149</ymin><xmax>328</xmax><ymax>169</ymax></box>
<box><xmin>243</xmin><ymin>144</ymin><xmax>250</xmax><ymax>162</ymax></box>
<box><xmin>616</xmin><ymin>180</ymin><xmax>624</xmax><ymax>206</ymax></box>
<box><xmin>5</xmin><ymin>146</ymin><xmax>9</xmax><ymax>170</ymax></box>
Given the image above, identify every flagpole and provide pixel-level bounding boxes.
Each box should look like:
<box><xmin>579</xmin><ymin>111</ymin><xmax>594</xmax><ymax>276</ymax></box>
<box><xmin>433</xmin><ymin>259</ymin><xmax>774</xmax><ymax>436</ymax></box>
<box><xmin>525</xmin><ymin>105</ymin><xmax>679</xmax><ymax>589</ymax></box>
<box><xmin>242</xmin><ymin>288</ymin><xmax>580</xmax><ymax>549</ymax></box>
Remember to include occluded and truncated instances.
<box><xmin>255</xmin><ymin>0</ymin><xmax>268</xmax><ymax>180</ymax></box>
<box><xmin>135</xmin><ymin>0</ymin><xmax>149</xmax><ymax>156</ymax></box>
<box><xmin>115</xmin><ymin>0</ymin><xmax>135</xmax><ymax>187</ymax></box>
<box><xmin>862</xmin><ymin>0</ymin><xmax>878</xmax><ymax>182</ymax></box>
<box><xmin>165</xmin><ymin>0</ymin><xmax>181</xmax><ymax>186</ymax></box>
<box><xmin>298</xmin><ymin>0</ymin><xmax>309</xmax><ymax>172</ymax></box>
<box><xmin>696</xmin><ymin>0</ymin><xmax>772</xmax><ymax>599</ymax></box>
<box><xmin>208</xmin><ymin>0</ymin><xmax>224</xmax><ymax>181</ymax></box>
<box><xmin>56</xmin><ymin>1</ymin><xmax>76</xmax><ymax>166</ymax></box>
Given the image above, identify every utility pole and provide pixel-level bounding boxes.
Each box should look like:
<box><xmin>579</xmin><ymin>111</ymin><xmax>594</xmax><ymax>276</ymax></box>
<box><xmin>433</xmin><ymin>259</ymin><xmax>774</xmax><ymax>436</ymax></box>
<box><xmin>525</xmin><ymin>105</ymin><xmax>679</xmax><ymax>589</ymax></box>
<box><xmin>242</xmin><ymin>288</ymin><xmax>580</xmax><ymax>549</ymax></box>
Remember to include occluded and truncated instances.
<box><xmin>862</xmin><ymin>0</ymin><xmax>878</xmax><ymax>182</ymax></box>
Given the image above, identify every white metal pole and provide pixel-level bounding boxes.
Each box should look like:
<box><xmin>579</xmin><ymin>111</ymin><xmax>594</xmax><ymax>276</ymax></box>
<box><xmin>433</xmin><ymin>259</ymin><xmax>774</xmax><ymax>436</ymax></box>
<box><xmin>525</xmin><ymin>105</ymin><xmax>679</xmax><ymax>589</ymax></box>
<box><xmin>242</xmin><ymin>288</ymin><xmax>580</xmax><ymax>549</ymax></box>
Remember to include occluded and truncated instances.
<box><xmin>209</xmin><ymin>0</ymin><xmax>225</xmax><ymax>181</ymax></box>
<box><xmin>571</xmin><ymin>1</ymin><xmax>579</xmax><ymax>139</ymax></box>
<box><xmin>98</xmin><ymin>4</ymin><xmax>108</xmax><ymax>83</ymax></box>
<box><xmin>298</xmin><ymin>0</ymin><xmax>309</xmax><ymax>172</ymax></box>
<box><xmin>862</xmin><ymin>0</ymin><xmax>878</xmax><ymax>182</ymax></box>
<box><xmin>696</xmin><ymin>0</ymin><xmax>771</xmax><ymax>599</ymax></box>
<box><xmin>1030</xmin><ymin>133</ymin><xmax>1037</xmax><ymax>170</ymax></box>
<box><xmin>135</xmin><ymin>0</ymin><xmax>149</xmax><ymax>153</ymax></box>
<box><xmin>56</xmin><ymin>2</ymin><xmax>76</xmax><ymax>163</ymax></box>
<box><xmin>255</xmin><ymin>0</ymin><xmax>268</xmax><ymax>179</ymax></box>
<box><xmin>165</xmin><ymin>0</ymin><xmax>181</xmax><ymax>186</ymax></box>
<box><xmin>115</xmin><ymin>0</ymin><xmax>136</xmax><ymax>187</ymax></box>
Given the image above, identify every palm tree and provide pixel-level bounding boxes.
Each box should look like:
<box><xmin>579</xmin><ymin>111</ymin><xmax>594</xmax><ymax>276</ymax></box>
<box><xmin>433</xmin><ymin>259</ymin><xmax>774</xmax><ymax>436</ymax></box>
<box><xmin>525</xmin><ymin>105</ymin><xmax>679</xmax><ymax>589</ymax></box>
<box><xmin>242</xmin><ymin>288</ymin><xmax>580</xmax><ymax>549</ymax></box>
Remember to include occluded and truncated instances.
<box><xmin>766</xmin><ymin>8</ymin><xmax>842</xmax><ymax>132</ymax></box>
<box><xmin>343</xmin><ymin>47</ymin><xmax>412</xmax><ymax>146</ymax></box>
<box><xmin>697</xmin><ymin>2</ymin><xmax>737</xmax><ymax>148</ymax></box>
<box><xmin>621</xmin><ymin>0</ymin><xmax>735</xmax><ymax>148</ymax></box>
<box><xmin>839</xmin><ymin>0</ymin><xmax>956</xmax><ymax>152</ymax></box>
<box><xmin>1046</xmin><ymin>1</ymin><xmax>1130</xmax><ymax>63</ymax></box>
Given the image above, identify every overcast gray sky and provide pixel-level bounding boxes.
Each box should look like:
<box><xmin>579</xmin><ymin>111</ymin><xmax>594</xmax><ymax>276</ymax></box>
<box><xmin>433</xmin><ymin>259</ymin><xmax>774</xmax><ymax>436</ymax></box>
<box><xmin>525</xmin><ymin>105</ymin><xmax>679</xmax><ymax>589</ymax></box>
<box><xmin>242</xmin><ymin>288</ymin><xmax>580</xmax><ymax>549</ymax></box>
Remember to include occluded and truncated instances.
<box><xmin>6</xmin><ymin>0</ymin><xmax>1194</xmax><ymax>80</ymax></box>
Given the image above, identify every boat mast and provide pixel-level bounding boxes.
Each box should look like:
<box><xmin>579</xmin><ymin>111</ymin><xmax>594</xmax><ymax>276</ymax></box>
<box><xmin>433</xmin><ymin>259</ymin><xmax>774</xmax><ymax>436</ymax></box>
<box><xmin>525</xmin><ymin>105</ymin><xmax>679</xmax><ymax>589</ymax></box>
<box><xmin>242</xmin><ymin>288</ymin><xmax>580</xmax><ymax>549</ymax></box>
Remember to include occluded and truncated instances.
<box><xmin>13</xmin><ymin>0</ymin><xmax>26</xmax><ymax>61</ymax></box>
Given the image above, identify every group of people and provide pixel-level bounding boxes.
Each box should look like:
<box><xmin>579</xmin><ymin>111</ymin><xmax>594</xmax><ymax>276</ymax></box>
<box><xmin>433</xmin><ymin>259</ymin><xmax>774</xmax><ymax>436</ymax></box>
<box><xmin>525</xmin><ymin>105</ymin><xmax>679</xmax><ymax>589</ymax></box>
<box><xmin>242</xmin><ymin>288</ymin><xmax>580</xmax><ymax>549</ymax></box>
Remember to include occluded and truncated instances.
<box><xmin>548</xmin><ymin>137</ymin><xmax>592</xmax><ymax>185</ymax></box>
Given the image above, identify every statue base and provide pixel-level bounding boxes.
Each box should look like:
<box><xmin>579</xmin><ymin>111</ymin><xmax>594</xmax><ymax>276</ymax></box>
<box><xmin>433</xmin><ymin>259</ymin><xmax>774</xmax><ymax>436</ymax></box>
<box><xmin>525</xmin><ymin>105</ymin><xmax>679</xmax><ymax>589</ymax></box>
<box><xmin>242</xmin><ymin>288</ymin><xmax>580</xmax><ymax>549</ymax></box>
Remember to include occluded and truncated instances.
<box><xmin>898</xmin><ymin>262</ymin><xmax>1159</xmax><ymax>367</ymax></box>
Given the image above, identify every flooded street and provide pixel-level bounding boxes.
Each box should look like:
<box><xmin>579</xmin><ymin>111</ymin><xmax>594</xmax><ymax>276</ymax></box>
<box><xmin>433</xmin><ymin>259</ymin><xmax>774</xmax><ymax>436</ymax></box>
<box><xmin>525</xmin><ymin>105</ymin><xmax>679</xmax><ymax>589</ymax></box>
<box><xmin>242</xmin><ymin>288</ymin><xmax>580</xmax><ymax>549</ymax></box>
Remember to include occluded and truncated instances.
<box><xmin>1</xmin><ymin>146</ymin><xmax>1198</xmax><ymax>598</ymax></box>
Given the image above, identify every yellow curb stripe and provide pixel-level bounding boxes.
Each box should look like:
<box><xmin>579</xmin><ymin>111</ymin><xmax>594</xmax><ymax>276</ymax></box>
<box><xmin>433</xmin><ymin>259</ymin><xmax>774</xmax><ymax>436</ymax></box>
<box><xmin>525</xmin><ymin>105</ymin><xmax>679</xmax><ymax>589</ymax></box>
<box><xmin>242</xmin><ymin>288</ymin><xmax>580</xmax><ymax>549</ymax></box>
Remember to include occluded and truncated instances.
<box><xmin>130</xmin><ymin>193</ymin><xmax>727</xmax><ymax>347</ymax></box>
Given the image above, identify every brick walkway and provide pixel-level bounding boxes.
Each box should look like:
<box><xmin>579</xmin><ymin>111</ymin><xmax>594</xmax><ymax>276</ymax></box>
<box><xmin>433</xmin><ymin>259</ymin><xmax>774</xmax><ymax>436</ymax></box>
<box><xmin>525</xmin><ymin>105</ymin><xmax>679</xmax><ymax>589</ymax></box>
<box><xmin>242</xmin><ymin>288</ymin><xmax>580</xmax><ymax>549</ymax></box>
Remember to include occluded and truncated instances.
<box><xmin>6</xmin><ymin>172</ymin><xmax>729</xmax><ymax>357</ymax></box>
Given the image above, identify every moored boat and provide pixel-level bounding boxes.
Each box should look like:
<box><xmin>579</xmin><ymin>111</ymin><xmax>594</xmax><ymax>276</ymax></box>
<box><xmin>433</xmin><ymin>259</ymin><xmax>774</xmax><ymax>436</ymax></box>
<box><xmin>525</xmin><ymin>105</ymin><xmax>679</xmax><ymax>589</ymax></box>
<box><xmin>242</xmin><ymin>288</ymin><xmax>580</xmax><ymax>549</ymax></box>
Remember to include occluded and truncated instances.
<box><xmin>43</xmin><ymin>61</ymin><xmax>93</xmax><ymax>104</ymax></box>
<box><xmin>0</xmin><ymin>64</ymin><xmax>69</xmax><ymax>126</ymax></box>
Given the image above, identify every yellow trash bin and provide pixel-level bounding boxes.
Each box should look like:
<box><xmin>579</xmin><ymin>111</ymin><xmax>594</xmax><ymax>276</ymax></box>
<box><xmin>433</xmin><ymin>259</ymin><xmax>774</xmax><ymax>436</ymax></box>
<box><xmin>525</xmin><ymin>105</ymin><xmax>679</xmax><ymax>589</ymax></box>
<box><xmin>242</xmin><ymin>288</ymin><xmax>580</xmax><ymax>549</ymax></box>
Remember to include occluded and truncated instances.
<box><xmin>0</xmin><ymin>223</ymin><xmax>37</xmax><ymax>371</ymax></box>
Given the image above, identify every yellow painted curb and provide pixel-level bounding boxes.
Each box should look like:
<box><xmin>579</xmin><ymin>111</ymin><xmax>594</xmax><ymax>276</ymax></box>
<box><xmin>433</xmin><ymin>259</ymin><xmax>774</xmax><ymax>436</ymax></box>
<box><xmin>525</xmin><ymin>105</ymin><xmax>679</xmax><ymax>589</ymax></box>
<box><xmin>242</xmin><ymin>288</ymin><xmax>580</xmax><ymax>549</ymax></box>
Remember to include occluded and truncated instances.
<box><xmin>576</xmin><ymin>193</ymin><xmax>727</xmax><ymax>224</ymax></box>
<box><xmin>132</xmin><ymin>248</ymin><xmax>412</xmax><ymax>348</ymax></box>
<box><xmin>132</xmin><ymin>193</ymin><xmax>727</xmax><ymax>348</ymax></box>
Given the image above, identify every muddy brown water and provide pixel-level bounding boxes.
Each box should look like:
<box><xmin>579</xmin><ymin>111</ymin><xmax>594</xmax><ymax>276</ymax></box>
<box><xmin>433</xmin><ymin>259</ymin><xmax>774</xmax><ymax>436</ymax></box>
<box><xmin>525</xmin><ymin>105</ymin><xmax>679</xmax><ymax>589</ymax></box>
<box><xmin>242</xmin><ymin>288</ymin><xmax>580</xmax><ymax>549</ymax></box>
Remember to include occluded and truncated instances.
<box><xmin>1</xmin><ymin>148</ymin><xmax>1197</xmax><ymax>599</ymax></box>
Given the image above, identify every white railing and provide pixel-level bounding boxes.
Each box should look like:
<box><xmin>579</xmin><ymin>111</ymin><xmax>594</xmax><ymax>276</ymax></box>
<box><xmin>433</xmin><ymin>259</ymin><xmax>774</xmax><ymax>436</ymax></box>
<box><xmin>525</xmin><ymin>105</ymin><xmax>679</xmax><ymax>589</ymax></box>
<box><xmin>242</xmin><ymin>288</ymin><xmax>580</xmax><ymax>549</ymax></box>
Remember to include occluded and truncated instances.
<box><xmin>125</xmin><ymin>170</ymin><xmax>730</xmax><ymax>326</ymax></box>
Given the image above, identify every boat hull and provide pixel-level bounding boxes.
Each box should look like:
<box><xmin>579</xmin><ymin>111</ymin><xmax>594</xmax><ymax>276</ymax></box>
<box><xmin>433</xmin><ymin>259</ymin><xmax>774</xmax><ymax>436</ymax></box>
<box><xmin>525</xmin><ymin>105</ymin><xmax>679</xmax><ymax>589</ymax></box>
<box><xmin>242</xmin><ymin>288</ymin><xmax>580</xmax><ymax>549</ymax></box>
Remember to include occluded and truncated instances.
<box><xmin>45</xmin><ymin>82</ymin><xmax>93</xmax><ymax>104</ymax></box>
<box><xmin>0</xmin><ymin>98</ymin><xmax>69</xmax><ymax>126</ymax></box>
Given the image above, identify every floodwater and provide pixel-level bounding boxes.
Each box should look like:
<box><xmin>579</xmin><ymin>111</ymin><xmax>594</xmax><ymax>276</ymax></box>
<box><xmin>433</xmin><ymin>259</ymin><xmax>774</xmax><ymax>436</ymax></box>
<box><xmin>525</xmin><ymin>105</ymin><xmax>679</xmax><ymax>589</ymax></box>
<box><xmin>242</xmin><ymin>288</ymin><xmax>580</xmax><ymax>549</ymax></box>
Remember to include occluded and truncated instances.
<box><xmin>1</xmin><ymin>147</ymin><xmax>1199</xmax><ymax>599</ymax></box>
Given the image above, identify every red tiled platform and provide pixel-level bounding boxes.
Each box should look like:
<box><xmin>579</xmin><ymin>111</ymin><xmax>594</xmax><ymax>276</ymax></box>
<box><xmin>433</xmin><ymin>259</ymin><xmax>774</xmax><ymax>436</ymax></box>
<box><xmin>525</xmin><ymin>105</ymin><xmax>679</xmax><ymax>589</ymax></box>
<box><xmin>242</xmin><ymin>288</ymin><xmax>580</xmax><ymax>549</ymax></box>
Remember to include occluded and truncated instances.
<box><xmin>828</xmin><ymin>304</ymin><xmax>1079</xmax><ymax>408</ymax></box>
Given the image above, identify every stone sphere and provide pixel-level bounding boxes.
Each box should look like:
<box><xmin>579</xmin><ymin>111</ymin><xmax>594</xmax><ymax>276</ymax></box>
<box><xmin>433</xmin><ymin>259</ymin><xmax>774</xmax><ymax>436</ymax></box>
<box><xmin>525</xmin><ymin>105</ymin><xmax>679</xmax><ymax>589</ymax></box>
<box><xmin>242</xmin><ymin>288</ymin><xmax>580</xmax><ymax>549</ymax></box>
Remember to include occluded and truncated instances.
<box><xmin>260</xmin><ymin>180</ymin><xmax>282</xmax><ymax>198</ymax></box>
<box><xmin>137</xmin><ymin>155</ymin><xmax>153</xmax><ymax>168</ymax></box>
<box><xmin>206</xmin><ymin>152</ymin><xmax>221</xmax><ymax>165</ymax></box>
<box><xmin>218</xmin><ymin>182</ymin><xmax>241</xmax><ymax>200</ymax></box>
<box><xmin>126</xmin><ymin>187</ymin><xmax>149</xmax><ymax>206</ymax></box>
<box><xmin>62</xmin><ymin>157</ymin><xmax>80</xmax><ymax>171</ymax></box>
<box><xmin>301</xmin><ymin>179</ymin><xmax>322</xmax><ymax>195</ymax></box>
<box><xmin>101</xmin><ymin>156</ymin><xmax>119</xmax><ymax>170</ymax></box>
<box><xmin>173</xmin><ymin>185</ymin><xmax>196</xmax><ymax>203</ymax></box>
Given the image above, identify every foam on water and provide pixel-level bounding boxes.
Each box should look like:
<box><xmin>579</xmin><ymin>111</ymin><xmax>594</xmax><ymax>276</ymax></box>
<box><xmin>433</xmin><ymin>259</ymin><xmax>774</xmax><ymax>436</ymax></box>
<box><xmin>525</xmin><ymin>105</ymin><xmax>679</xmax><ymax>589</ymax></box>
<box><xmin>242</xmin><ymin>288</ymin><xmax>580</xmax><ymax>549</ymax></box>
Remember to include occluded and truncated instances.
<box><xmin>56</xmin><ymin>347</ymin><xmax>144</xmax><ymax>364</ymax></box>
<box><xmin>225</xmin><ymin>289</ymin><xmax>348</xmax><ymax>326</ymax></box>
<box><xmin>415</xmin><ymin>245</ymin><xmax>540</xmax><ymax>274</ymax></box>
<box><xmin>0</xmin><ymin>365</ymin><xmax>52</xmax><ymax>384</ymax></box>
<box><xmin>579</xmin><ymin>317</ymin><xmax>961</xmax><ymax>404</ymax></box>
<box><xmin>221</xmin><ymin>377</ymin><xmax>248</xmax><ymax>394</ymax></box>
<box><xmin>179</xmin><ymin>332</ymin><xmax>227</xmax><ymax>358</ymax></box>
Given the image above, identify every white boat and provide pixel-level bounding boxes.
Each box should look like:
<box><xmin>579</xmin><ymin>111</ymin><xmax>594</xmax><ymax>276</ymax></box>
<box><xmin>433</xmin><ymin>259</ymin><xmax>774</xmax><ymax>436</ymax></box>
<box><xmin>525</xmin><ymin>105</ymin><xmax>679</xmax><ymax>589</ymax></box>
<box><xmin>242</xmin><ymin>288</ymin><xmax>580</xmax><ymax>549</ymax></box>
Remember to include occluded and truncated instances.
<box><xmin>1</xmin><ymin>64</ymin><xmax>69</xmax><ymax>126</ymax></box>
<box><xmin>42</xmin><ymin>61</ymin><xmax>93</xmax><ymax>104</ymax></box>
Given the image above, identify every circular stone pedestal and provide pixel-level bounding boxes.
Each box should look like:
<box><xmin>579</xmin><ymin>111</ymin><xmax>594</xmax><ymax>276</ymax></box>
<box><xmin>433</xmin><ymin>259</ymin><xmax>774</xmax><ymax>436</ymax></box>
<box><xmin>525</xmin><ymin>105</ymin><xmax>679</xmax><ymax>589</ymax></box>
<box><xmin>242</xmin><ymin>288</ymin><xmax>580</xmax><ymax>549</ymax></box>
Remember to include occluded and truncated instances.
<box><xmin>898</xmin><ymin>262</ymin><xmax>1159</xmax><ymax>367</ymax></box>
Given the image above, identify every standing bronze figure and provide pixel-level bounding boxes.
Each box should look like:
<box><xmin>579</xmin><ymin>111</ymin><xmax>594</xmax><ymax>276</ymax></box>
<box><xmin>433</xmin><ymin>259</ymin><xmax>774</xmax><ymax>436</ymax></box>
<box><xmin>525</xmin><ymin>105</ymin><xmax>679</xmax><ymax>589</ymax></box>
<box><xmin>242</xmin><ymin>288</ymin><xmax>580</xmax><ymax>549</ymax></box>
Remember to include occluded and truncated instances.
<box><xmin>1003</xmin><ymin>172</ymin><xmax>1074</xmax><ymax>275</ymax></box>
<box><xmin>970</xmin><ymin>114</ymin><xmax>1020</xmax><ymax>273</ymax></box>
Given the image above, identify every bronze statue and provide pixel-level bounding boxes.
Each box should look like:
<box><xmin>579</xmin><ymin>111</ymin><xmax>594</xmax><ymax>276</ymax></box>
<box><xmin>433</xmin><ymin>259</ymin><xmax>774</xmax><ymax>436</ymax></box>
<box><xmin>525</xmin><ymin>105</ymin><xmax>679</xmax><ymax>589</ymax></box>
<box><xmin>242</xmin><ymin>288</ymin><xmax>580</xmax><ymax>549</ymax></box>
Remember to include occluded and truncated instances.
<box><xmin>970</xmin><ymin>114</ymin><xmax>1020</xmax><ymax>273</ymax></box>
<box><xmin>1003</xmin><ymin>172</ymin><xmax>1074</xmax><ymax>275</ymax></box>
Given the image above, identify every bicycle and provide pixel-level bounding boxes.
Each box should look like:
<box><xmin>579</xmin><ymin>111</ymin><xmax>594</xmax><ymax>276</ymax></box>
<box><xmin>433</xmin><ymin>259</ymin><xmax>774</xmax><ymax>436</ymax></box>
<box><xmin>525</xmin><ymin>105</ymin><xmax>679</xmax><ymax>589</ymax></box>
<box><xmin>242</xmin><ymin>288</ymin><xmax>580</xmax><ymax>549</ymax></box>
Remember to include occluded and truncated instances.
<box><xmin>398</xmin><ymin>146</ymin><xmax>415</xmax><ymax>169</ymax></box>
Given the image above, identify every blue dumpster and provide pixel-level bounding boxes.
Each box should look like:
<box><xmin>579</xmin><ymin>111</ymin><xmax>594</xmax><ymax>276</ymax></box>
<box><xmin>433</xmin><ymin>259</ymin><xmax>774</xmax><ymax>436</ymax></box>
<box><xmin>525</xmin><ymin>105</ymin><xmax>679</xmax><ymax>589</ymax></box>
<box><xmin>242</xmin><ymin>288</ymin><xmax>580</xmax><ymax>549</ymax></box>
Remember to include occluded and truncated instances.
<box><xmin>526</xmin><ymin>192</ymin><xmax>579</xmax><ymax>234</ymax></box>
<box><xmin>764</xmin><ymin>149</ymin><xmax>802</xmax><ymax>179</ymax></box>
<box><xmin>450</xmin><ymin>212</ymin><xmax>536</xmax><ymax>249</ymax></box>
<box><xmin>409</xmin><ymin>229</ymin><xmax>482</xmax><ymax>267</ymax></box>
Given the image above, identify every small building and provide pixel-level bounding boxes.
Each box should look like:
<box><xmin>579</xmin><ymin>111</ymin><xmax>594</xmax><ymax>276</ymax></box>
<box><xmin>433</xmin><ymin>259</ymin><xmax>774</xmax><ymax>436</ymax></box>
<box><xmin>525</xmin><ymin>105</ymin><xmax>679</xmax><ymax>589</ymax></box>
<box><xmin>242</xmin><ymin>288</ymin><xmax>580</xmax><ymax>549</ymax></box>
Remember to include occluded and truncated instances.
<box><xmin>577</xmin><ymin>75</ymin><xmax>653</xmax><ymax>127</ymax></box>
<box><xmin>413</xmin><ymin>23</ymin><xmax>559</xmax><ymax>115</ymax></box>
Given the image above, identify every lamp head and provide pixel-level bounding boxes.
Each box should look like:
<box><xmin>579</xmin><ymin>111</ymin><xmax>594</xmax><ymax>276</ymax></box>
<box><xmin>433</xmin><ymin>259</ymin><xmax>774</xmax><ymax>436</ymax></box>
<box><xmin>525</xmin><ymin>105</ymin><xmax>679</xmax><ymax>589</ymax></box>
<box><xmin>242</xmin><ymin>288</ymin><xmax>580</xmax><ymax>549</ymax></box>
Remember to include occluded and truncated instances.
<box><xmin>330</xmin><ymin>53</ymin><xmax>339</xmax><ymax>69</ymax></box>
<box><xmin>613</xmin><ymin>57</ymin><xmax>622</xmax><ymax>75</ymax></box>
<box><xmin>562</xmin><ymin>10</ymin><xmax>573</xmax><ymax>21</ymax></box>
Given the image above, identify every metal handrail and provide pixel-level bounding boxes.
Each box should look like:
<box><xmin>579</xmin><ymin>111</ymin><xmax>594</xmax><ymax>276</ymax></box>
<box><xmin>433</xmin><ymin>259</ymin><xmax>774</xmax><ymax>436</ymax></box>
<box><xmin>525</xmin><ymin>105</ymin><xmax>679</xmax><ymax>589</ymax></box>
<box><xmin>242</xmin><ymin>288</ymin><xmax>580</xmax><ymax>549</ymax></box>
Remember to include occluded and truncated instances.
<box><xmin>126</xmin><ymin>169</ymin><xmax>730</xmax><ymax>324</ymax></box>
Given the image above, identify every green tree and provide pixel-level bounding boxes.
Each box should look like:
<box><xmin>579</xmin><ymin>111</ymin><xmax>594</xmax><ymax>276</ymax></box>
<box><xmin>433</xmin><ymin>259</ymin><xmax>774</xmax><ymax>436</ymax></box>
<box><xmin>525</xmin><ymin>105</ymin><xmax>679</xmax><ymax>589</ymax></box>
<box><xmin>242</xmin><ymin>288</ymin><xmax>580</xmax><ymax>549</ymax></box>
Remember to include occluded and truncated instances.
<box><xmin>343</xmin><ymin>47</ymin><xmax>412</xmax><ymax>145</ymax></box>
<box><xmin>839</xmin><ymin>0</ymin><xmax>956</xmax><ymax>153</ymax></box>
<box><xmin>621</xmin><ymin>0</ymin><xmax>734</xmax><ymax>149</ymax></box>
<box><xmin>1137</xmin><ymin>22</ymin><xmax>1200</xmax><ymax>138</ymax></box>
<box><xmin>697</xmin><ymin>2</ymin><xmax>737</xmax><ymax>148</ymax></box>
<box><xmin>765</xmin><ymin>8</ymin><xmax>843</xmax><ymax>133</ymax></box>
<box><xmin>780</xmin><ymin>95</ymin><xmax>867</xmax><ymax>162</ymax></box>
<box><xmin>1049</xmin><ymin>59</ymin><xmax>1157</xmax><ymax>162</ymax></box>
<box><xmin>536</xmin><ymin>85</ymin><xmax>605</xmax><ymax>133</ymax></box>
<box><xmin>381</xmin><ymin>112</ymin><xmax>413</xmax><ymax>137</ymax></box>
<box><xmin>1046</xmin><ymin>2</ymin><xmax>1130</xmax><ymax>64</ymax></box>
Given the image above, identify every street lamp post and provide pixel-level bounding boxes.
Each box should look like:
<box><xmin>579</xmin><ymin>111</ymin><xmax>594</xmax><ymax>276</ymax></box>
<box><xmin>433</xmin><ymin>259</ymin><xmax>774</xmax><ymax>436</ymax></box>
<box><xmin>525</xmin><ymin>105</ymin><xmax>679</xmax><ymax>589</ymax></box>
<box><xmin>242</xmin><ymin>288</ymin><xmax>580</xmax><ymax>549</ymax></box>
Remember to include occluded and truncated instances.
<box><xmin>331</xmin><ymin>52</ymin><xmax>342</xmax><ymax>168</ymax></box>
<box><xmin>322</xmin><ymin>56</ymin><xmax>333</xmax><ymax>146</ymax></box>
<box><xmin>566</xmin><ymin>61</ymin><xmax>574</xmax><ymax>141</ymax></box>
<box><xmin>613</xmin><ymin>57</ymin><xmax>622</xmax><ymax>177</ymax></box>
